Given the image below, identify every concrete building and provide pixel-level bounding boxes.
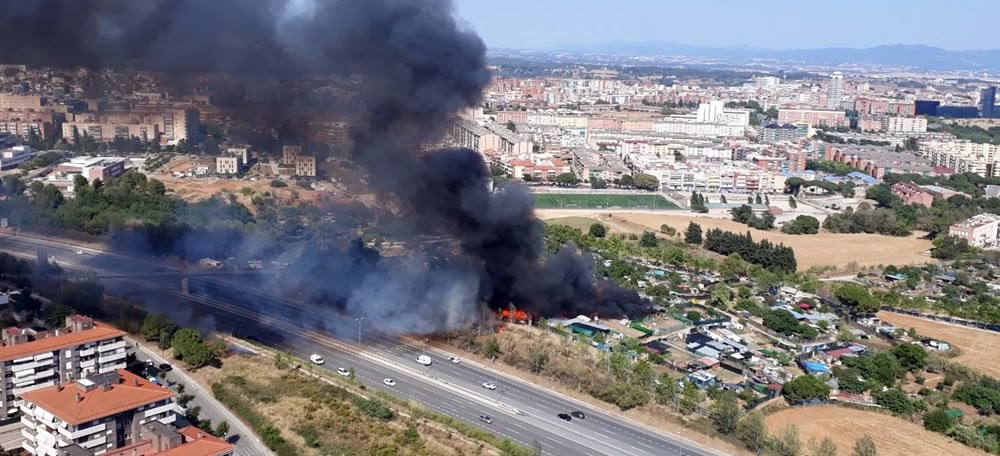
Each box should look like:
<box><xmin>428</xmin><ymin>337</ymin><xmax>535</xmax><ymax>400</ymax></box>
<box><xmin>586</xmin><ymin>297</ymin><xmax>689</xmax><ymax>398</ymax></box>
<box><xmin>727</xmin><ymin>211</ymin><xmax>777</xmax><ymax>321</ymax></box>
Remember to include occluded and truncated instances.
<box><xmin>294</xmin><ymin>155</ymin><xmax>316</xmax><ymax>177</ymax></box>
<box><xmin>777</xmin><ymin>108</ymin><xmax>847</xmax><ymax>128</ymax></box>
<box><xmin>281</xmin><ymin>145</ymin><xmax>302</xmax><ymax>165</ymax></box>
<box><xmin>225</xmin><ymin>146</ymin><xmax>252</xmax><ymax>165</ymax></box>
<box><xmin>67</xmin><ymin>109</ymin><xmax>199</xmax><ymax>146</ymax></box>
<box><xmin>758</xmin><ymin>123</ymin><xmax>809</xmax><ymax>143</ymax></box>
<box><xmin>0</xmin><ymin>94</ymin><xmax>45</xmax><ymax>111</ymax></box>
<box><xmin>55</xmin><ymin>157</ymin><xmax>127</xmax><ymax>182</ymax></box>
<box><xmin>451</xmin><ymin>119</ymin><xmax>534</xmax><ymax>156</ymax></box>
<box><xmin>0</xmin><ymin>146</ymin><xmax>32</xmax><ymax>170</ymax></box>
<box><xmin>215</xmin><ymin>156</ymin><xmax>242</xmax><ymax>175</ymax></box>
<box><xmin>0</xmin><ymin>316</ymin><xmax>126</xmax><ymax>420</ymax></box>
<box><xmin>981</xmin><ymin>86</ymin><xmax>997</xmax><ymax>118</ymax></box>
<box><xmin>19</xmin><ymin>370</ymin><xmax>176</xmax><ymax>456</ymax></box>
<box><xmin>99</xmin><ymin>424</ymin><xmax>235</xmax><ymax>456</ymax></box>
<box><xmin>61</xmin><ymin>123</ymin><xmax>159</xmax><ymax>143</ymax></box>
<box><xmin>922</xmin><ymin>140</ymin><xmax>1000</xmax><ymax>177</ymax></box>
<box><xmin>883</xmin><ymin>117</ymin><xmax>928</xmax><ymax>134</ymax></box>
<box><xmin>891</xmin><ymin>182</ymin><xmax>936</xmax><ymax>207</ymax></box>
<box><xmin>949</xmin><ymin>213</ymin><xmax>1000</xmax><ymax>248</ymax></box>
<box><xmin>658</xmin><ymin>161</ymin><xmax>787</xmax><ymax>193</ymax></box>
<box><xmin>827</xmin><ymin>72</ymin><xmax>844</xmax><ymax>109</ymax></box>
<box><xmin>696</xmin><ymin>101</ymin><xmax>750</xmax><ymax>127</ymax></box>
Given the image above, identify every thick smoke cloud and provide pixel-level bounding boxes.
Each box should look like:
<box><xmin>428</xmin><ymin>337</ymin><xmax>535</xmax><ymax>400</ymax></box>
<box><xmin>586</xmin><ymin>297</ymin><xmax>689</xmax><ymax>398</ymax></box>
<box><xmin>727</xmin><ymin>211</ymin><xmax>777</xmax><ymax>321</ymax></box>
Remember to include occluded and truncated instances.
<box><xmin>1</xmin><ymin>0</ymin><xmax>651</xmax><ymax>332</ymax></box>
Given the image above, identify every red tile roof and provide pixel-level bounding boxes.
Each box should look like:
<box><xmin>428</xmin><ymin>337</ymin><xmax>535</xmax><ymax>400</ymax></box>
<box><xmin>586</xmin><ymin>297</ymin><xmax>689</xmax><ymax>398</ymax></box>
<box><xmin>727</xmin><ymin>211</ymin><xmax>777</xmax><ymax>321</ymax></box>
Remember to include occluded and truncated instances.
<box><xmin>155</xmin><ymin>426</ymin><xmax>234</xmax><ymax>456</ymax></box>
<box><xmin>20</xmin><ymin>369</ymin><xmax>175</xmax><ymax>426</ymax></box>
<box><xmin>0</xmin><ymin>323</ymin><xmax>124</xmax><ymax>361</ymax></box>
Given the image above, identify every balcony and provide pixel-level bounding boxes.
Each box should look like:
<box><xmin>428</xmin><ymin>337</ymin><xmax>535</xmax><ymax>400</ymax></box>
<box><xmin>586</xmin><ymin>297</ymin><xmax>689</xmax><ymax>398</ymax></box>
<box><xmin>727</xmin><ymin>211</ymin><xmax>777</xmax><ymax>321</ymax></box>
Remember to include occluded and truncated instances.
<box><xmin>79</xmin><ymin>434</ymin><xmax>107</xmax><ymax>449</ymax></box>
<box><xmin>101</xmin><ymin>350</ymin><xmax>127</xmax><ymax>362</ymax></box>
<box><xmin>78</xmin><ymin>347</ymin><xmax>96</xmax><ymax>357</ymax></box>
<box><xmin>19</xmin><ymin>416</ymin><xmax>34</xmax><ymax>430</ymax></box>
<box><xmin>58</xmin><ymin>422</ymin><xmax>105</xmax><ymax>440</ymax></box>
<box><xmin>143</xmin><ymin>403</ymin><xmax>176</xmax><ymax>418</ymax></box>
<box><xmin>97</xmin><ymin>340</ymin><xmax>126</xmax><ymax>352</ymax></box>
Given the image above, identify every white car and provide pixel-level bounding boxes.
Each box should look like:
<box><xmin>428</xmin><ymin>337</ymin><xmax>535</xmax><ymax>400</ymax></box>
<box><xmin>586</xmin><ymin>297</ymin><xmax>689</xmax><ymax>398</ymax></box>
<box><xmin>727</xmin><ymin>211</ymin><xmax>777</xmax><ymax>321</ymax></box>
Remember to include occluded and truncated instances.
<box><xmin>482</xmin><ymin>381</ymin><xmax>497</xmax><ymax>390</ymax></box>
<box><xmin>448</xmin><ymin>356</ymin><xmax>461</xmax><ymax>364</ymax></box>
<box><xmin>383</xmin><ymin>378</ymin><xmax>396</xmax><ymax>387</ymax></box>
<box><xmin>416</xmin><ymin>355</ymin><xmax>432</xmax><ymax>366</ymax></box>
<box><xmin>74</xmin><ymin>250</ymin><xmax>84</xmax><ymax>255</ymax></box>
<box><xmin>309</xmin><ymin>354</ymin><xmax>325</xmax><ymax>365</ymax></box>
<box><xmin>336</xmin><ymin>367</ymin><xmax>350</xmax><ymax>377</ymax></box>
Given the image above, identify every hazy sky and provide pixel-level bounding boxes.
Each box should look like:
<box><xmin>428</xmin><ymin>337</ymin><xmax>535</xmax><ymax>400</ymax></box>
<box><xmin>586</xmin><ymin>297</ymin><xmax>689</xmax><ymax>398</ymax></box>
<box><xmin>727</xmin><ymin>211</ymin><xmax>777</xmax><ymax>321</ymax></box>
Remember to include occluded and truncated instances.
<box><xmin>453</xmin><ymin>0</ymin><xmax>997</xmax><ymax>50</ymax></box>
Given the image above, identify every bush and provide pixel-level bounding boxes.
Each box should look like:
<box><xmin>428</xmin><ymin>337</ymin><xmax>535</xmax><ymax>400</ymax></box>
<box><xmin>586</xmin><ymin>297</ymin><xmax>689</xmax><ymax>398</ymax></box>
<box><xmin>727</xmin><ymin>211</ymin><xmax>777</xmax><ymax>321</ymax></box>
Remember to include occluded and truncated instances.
<box><xmin>270</xmin><ymin>180</ymin><xmax>287</xmax><ymax>188</ymax></box>
<box><xmin>923</xmin><ymin>408</ymin><xmax>954</xmax><ymax>433</ymax></box>
<box><xmin>589</xmin><ymin>223</ymin><xmax>607</xmax><ymax>238</ymax></box>
<box><xmin>782</xmin><ymin>375</ymin><xmax>830</xmax><ymax>404</ymax></box>
<box><xmin>781</xmin><ymin>215</ymin><xmax>820</xmax><ymax>235</ymax></box>
<box><xmin>354</xmin><ymin>397</ymin><xmax>395</xmax><ymax>421</ymax></box>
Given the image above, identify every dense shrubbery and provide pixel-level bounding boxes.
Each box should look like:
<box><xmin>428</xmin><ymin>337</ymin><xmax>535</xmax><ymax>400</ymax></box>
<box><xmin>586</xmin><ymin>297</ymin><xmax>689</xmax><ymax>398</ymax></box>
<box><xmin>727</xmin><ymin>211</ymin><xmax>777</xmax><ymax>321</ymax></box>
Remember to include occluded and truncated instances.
<box><xmin>781</xmin><ymin>215</ymin><xmax>820</xmax><ymax>235</ymax></box>
<box><xmin>703</xmin><ymin>228</ymin><xmax>797</xmax><ymax>273</ymax></box>
<box><xmin>781</xmin><ymin>375</ymin><xmax>830</xmax><ymax>403</ymax></box>
<box><xmin>730</xmin><ymin>205</ymin><xmax>775</xmax><ymax>230</ymax></box>
<box><xmin>822</xmin><ymin>204</ymin><xmax>911</xmax><ymax>236</ymax></box>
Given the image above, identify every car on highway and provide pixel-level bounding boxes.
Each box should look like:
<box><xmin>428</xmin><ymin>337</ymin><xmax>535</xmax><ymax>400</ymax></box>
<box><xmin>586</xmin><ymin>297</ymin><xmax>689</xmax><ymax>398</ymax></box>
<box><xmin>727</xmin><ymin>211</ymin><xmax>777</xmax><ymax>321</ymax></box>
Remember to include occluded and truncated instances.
<box><xmin>309</xmin><ymin>354</ymin><xmax>325</xmax><ymax>365</ymax></box>
<box><xmin>482</xmin><ymin>381</ymin><xmax>497</xmax><ymax>390</ymax></box>
<box><xmin>74</xmin><ymin>250</ymin><xmax>84</xmax><ymax>255</ymax></box>
<box><xmin>448</xmin><ymin>356</ymin><xmax>461</xmax><ymax>363</ymax></box>
<box><xmin>336</xmin><ymin>367</ymin><xmax>350</xmax><ymax>377</ymax></box>
<box><xmin>416</xmin><ymin>354</ymin><xmax>432</xmax><ymax>366</ymax></box>
<box><xmin>478</xmin><ymin>415</ymin><xmax>493</xmax><ymax>424</ymax></box>
<box><xmin>383</xmin><ymin>378</ymin><xmax>396</xmax><ymax>387</ymax></box>
<box><xmin>570</xmin><ymin>411</ymin><xmax>585</xmax><ymax>419</ymax></box>
<box><xmin>557</xmin><ymin>413</ymin><xmax>572</xmax><ymax>421</ymax></box>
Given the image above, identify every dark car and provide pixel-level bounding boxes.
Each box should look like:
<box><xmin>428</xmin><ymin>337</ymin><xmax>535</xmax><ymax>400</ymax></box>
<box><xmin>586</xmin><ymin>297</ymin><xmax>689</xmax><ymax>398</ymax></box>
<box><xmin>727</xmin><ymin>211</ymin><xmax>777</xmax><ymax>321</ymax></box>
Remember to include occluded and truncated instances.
<box><xmin>479</xmin><ymin>415</ymin><xmax>493</xmax><ymax>424</ymax></box>
<box><xmin>158</xmin><ymin>363</ymin><xmax>173</xmax><ymax>372</ymax></box>
<box><xmin>570</xmin><ymin>411</ymin><xmax>585</xmax><ymax>419</ymax></box>
<box><xmin>557</xmin><ymin>413</ymin><xmax>572</xmax><ymax>421</ymax></box>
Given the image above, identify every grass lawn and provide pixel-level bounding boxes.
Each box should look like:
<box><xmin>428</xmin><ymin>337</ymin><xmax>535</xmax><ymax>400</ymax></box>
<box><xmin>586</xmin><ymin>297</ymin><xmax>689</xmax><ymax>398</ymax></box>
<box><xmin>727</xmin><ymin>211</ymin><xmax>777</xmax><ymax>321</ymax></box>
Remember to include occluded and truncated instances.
<box><xmin>533</xmin><ymin>193</ymin><xmax>678</xmax><ymax>209</ymax></box>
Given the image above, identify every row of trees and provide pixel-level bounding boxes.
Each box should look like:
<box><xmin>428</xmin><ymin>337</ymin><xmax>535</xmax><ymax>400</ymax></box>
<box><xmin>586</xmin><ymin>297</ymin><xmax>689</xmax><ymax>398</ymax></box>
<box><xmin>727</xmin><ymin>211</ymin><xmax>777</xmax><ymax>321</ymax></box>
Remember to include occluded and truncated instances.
<box><xmin>781</xmin><ymin>215</ymin><xmax>820</xmax><ymax>235</ymax></box>
<box><xmin>822</xmin><ymin>204</ymin><xmax>911</xmax><ymax>236</ymax></box>
<box><xmin>702</xmin><ymin>228</ymin><xmax>797</xmax><ymax>273</ymax></box>
<box><xmin>141</xmin><ymin>314</ymin><xmax>219</xmax><ymax>368</ymax></box>
<box><xmin>731</xmin><ymin>204</ymin><xmax>776</xmax><ymax>230</ymax></box>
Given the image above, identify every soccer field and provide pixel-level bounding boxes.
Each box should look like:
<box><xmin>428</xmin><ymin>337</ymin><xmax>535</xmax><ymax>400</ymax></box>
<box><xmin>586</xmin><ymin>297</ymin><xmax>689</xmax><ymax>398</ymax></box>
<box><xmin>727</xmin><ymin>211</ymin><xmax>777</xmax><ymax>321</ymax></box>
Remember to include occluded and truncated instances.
<box><xmin>533</xmin><ymin>193</ymin><xmax>679</xmax><ymax>209</ymax></box>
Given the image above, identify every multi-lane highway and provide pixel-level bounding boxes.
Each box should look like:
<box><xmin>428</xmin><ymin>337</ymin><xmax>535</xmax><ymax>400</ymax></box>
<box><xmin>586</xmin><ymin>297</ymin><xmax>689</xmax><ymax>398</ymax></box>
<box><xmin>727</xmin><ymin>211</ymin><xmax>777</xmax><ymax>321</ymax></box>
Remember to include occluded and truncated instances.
<box><xmin>0</xmin><ymin>233</ymin><xmax>726</xmax><ymax>456</ymax></box>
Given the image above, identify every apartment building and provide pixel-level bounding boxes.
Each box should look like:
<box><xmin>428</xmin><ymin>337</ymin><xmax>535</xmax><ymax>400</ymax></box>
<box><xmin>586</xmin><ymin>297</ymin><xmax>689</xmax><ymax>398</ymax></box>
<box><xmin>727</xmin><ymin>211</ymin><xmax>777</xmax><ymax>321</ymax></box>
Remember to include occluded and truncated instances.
<box><xmin>659</xmin><ymin>162</ymin><xmax>787</xmax><ymax>194</ymax></box>
<box><xmin>0</xmin><ymin>146</ymin><xmax>33</xmax><ymax>170</ymax></box>
<box><xmin>949</xmin><ymin>213</ymin><xmax>1000</xmax><ymax>248</ymax></box>
<box><xmin>891</xmin><ymin>182</ymin><xmax>937</xmax><ymax>207</ymax></box>
<box><xmin>823</xmin><ymin>145</ymin><xmax>938</xmax><ymax>179</ymax></box>
<box><xmin>0</xmin><ymin>94</ymin><xmax>45</xmax><ymax>111</ymax></box>
<box><xmin>0</xmin><ymin>316</ymin><xmax>127</xmax><ymax>420</ymax></box>
<box><xmin>758</xmin><ymin>123</ymin><xmax>809</xmax><ymax>143</ymax></box>
<box><xmin>777</xmin><ymin>107</ymin><xmax>847</xmax><ymax>128</ymax></box>
<box><xmin>61</xmin><ymin>123</ymin><xmax>159</xmax><ymax>143</ymax></box>
<box><xmin>19</xmin><ymin>370</ymin><xmax>176</xmax><ymax>456</ymax></box>
<box><xmin>294</xmin><ymin>155</ymin><xmax>317</xmax><ymax>177</ymax></box>
<box><xmin>100</xmin><ymin>424</ymin><xmax>234</xmax><ymax>456</ymax></box>
<box><xmin>215</xmin><ymin>156</ymin><xmax>242</xmax><ymax>175</ymax></box>
<box><xmin>281</xmin><ymin>145</ymin><xmax>302</xmax><ymax>165</ymax></box>
<box><xmin>922</xmin><ymin>140</ymin><xmax>1000</xmax><ymax>177</ymax></box>
<box><xmin>451</xmin><ymin>119</ymin><xmax>534</xmax><ymax>156</ymax></box>
<box><xmin>55</xmin><ymin>157</ymin><xmax>127</xmax><ymax>182</ymax></box>
<box><xmin>66</xmin><ymin>109</ymin><xmax>199</xmax><ymax>146</ymax></box>
<box><xmin>883</xmin><ymin>117</ymin><xmax>928</xmax><ymax>134</ymax></box>
<box><xmin>570</xmin><ymin>148</ymin><xmax>630</xmax><ymax>181</ymax></box>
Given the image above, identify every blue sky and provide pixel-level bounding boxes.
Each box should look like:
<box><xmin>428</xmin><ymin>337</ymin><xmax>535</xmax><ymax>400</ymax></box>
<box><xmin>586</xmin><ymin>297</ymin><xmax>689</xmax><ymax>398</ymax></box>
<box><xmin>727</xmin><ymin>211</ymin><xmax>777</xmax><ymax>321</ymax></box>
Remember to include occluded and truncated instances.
<box><xmin>453</xmin><ymin>0</ymin><xmax>997</xmax><ymax>50</ymax></box>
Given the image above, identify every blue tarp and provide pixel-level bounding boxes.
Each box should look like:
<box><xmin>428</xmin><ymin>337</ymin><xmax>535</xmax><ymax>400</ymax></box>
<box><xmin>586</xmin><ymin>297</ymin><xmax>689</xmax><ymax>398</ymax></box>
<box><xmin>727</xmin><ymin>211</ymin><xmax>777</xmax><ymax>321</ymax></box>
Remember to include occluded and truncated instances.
<box><xmin>801</xmin><ymin>361</ymin><xmax>830</xmax><ymax>374</ymax></box>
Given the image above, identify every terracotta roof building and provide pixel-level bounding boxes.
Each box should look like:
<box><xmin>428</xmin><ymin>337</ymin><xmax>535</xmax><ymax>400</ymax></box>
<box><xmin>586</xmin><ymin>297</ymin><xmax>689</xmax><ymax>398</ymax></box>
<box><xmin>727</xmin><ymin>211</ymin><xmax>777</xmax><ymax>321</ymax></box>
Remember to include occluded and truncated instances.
<box><xmin>19</xmin><ymin>370</ymin><xmax>177</xmax><ymax>456</ymax></box>
<box><xmin>0</xmin><ymin>316</ymin><xmax>127</xmax><ymax>420</ymax></box>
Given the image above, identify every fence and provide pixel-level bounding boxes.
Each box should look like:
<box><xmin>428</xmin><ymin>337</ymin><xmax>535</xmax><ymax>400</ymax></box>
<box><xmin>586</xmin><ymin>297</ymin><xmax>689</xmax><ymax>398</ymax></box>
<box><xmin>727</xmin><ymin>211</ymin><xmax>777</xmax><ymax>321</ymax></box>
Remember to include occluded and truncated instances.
<box><xmin>881</xmin><ymin>306</ymin><xmax>1000</xmax><ymax>333</ymax></box>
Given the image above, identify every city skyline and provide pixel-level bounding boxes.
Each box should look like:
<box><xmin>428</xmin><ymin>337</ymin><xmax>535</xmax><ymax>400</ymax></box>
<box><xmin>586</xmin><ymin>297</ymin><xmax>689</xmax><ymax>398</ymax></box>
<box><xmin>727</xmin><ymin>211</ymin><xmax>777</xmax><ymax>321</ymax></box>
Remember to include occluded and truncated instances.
<box><xmin>454</xmin><ymin>0</ymin><xmax>997</xmax><ymax>51</ymax></box>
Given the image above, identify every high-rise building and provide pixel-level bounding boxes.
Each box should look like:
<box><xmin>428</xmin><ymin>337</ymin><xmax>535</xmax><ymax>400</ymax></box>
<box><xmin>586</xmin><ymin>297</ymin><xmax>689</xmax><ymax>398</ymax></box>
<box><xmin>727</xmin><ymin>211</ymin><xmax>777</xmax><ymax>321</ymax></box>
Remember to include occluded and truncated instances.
<box><xmin>827</xmin><ymin>72</ymin><xmax>844</xmax><ymax>109</ymax></box>
<box><xmin>981</xmin><ymin>86</ymin><xmax>997</xmax><ymax>118</ymax></box>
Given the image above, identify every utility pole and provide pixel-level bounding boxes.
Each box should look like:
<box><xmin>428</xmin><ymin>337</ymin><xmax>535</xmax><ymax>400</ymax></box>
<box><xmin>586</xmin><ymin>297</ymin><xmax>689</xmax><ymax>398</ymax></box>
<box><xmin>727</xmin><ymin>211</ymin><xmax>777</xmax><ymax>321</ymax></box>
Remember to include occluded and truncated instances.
<box><xmin>355</xmin><ymin>317</ymin><xmax>364</xmax><ymax>345</ymax></box>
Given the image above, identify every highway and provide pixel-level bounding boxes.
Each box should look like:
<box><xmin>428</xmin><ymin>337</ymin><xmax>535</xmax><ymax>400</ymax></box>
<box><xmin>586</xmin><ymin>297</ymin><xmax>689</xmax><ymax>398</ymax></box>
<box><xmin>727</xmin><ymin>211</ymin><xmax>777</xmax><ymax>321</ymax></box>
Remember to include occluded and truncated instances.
<box><xmin>0</xmin><ymin>233</ymin><xmax>726</xmax><ymax>456</ymax></box>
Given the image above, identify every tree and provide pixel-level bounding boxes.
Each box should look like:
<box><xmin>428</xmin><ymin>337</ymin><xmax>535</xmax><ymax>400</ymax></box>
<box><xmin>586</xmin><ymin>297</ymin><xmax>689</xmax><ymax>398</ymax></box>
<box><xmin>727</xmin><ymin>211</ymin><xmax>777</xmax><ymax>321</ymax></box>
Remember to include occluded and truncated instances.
<box><xmin>44</xmin><ymin>303</ymin><xmax>75</xmax><ymax>329</ymax></box>
<box><xmin>923</xmin><ymin>408</ymin><xmax>954</xmax><ymax>433</ymax></box>
<box><xmin>659</xmin><ymin>224</ymin><xmax>676</xmax><ymax>236</ymax></box>
<box><xmin>589</xmin><ymin>177</ymin><xmax>608</xmax><ymax>189</ymax></box>
<box><xmin>685</xmin><ymin>222</ymin><xmax>703</xmax><ymax>244</ymax></box>
<box><xmin>851</xmin><ymin>434</ymin><xmax>877</xmax><ymax>456</ymax></box>
<box><xmin>270</xmin><ymin>180</ymin><xmax>287</xmax><ymax>188</ymax></box>
<box><xmin>891</xmin><ymin>343</ymin><xmax>928</xmax><ymax>371</ymax></box>
<box><xmin>505</xmin><ymin>121</ymin><xmax>517</xmax><ymax>132</ymax></box>
<box><xmin>639</xmin><ymin>231</ymin><xmax>658</xmax><ymax>248</ymax></box>
<box><xmin>710</xmin><ymin>391</ymin><xmax>741</xmax><ymax>434</ymax></box>
<box><xmin>141</xmin><ymin>314</ymin><xmax>177</xmax><ymax>343</ymax></box>
<box><xmin>874</xmin><ymin>389</ymin><xmax>921</xmax><ymax>415</ymax></box>
<box><xmin>214</xmin><ymin>420</ymin><xmax>229</xmax><ymax>437</ymax></box>
<box><xmin>835</xmin><ymin>283</ymin><xmax>880</xmax><ymax>315</ymax></box>
<box><xmin>720</xmin><ymin>194</ymin><xmax>727</xmax><ymax>204</ymax></box>
<box><xmin>619</xmin><ymin>174</ymin><xmax>635</xmax><ymax>188</ymax></box>
<box><xmin>633</xmin><ymin>173</ymin><xmax>660</xmax><ymax>191</ymax></box>
<box><xmin>789</xmin><ymin>196</ymin><xmax>797</xmax><ymax>209</ymax></box>
<box><xmin>556</xmin><ymin>172</ymin><xmax>579</xmax><ymax>187</ymax></box>
<box><xmin>483</xmin><ymin>336</ymin><xmax>501</xmax><ymax>359</ymax></box>
<box><xmin>782</xmin><ymin>375</ymin><xmax>831</xmax><ymax>404</ymax></box>
<box><xmin>589</xmin><ymin>223</ymin><xmax>607</xmax><ymax>238</ymax></box>
<box><xmin>171</xmin><ymin>329</ymin><xmax>216</xmax><ymax>369</ymax></box>
<box><xmin>771</xmin><ymin>424</ymin><xmax>803</xmax><ymax>456</ymax></box>
<box><xmin>736</xmin><ymin>411</ymin><xmax>770</xmax><ymax>451</ymax></box>
<box><xmin>813</xmin><ymin>437</ymin><xmax>838</xmax><ymax>456</ymax></box>
<box><xmin>755</xmin><ymin>194</ymin><xmax>763</xmax><ymax>205</ymax></box>
<box><xmin>781</xmin><ymin>215</ymin><xmax>820</xmax><ymax>235</ymax></box>
<box><xmin>931</xmin><ymin>235</ymin><xmax>972</xmax><ymax>260</ymax></box>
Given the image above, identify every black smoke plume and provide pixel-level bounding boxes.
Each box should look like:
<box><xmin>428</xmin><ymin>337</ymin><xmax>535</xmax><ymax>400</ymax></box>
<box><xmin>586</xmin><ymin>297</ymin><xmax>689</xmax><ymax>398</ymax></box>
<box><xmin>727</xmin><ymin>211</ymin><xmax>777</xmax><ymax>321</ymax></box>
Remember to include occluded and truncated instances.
<box><xmin>0</xmin><ymin>0</ymin><xmax>651</xmax><ymax>332</ymax></box>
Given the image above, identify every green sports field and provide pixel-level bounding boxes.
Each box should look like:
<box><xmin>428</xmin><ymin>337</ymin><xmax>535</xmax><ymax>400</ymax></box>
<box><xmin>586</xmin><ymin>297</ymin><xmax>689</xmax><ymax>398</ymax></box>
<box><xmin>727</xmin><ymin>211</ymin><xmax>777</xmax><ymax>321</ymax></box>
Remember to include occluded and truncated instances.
<box><xmin>533</xmin><ymin>193</ymin><xmax>679</xmax><ymax>209</ymax></box>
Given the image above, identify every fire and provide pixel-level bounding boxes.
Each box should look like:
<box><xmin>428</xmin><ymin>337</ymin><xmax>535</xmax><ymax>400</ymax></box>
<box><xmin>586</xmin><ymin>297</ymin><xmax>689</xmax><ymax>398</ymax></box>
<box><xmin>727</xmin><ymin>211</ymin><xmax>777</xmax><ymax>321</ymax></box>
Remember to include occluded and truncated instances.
<box><xmin>497</xmin><ymin>308</ymin><xmax>531</xmax><ymax>323</ymax></box>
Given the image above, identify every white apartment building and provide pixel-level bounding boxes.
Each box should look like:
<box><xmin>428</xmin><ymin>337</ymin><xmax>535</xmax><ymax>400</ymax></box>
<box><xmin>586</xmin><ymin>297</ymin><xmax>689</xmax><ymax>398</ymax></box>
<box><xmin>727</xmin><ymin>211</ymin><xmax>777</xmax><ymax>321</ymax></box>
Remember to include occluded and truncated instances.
<box><xmin>922</xmin><ymin>140</ymin><xmax>1000</xmax><ymax>177</ymax></box>
<box><xmin>0</xmin><ymin>145</ymin><xmax>32</xmax><ymax>170</ymax></box>
<box><xmin>215</xmin><ymin>156</ymin><xmax>242</xmax><ymax>175</ymax></box>
<box><xmin>659</xmin><ymin>162</ymin><xmax>787</xmax><ymax>193</ymax></box>
<box><xmin>451</xmin><ymin>119</ymin><xmax>534</xmax><ymax>156</ymax></box>
<box><xmin>827</xmin><ymin>72</ymin><xmax>844</xmax><ymax>109</ymax></box>
<box><xmin>19</xmin><ymin>370</ymin><xmax>176</xmax><ymax>456</ymax></box>
<box><xmin>696</xmin><ymin>101</ymin><xmax>751</xmax><ymax>127</ymax></box>
<box><xmin>949</xmin><ymin>213</ymin><xmax>1000</xmax><ymax>248</ymax></box>
<box><xmin>883</xmin><ymin>117</ymin><xmax>928</xmax><ymax>134</ymax></box>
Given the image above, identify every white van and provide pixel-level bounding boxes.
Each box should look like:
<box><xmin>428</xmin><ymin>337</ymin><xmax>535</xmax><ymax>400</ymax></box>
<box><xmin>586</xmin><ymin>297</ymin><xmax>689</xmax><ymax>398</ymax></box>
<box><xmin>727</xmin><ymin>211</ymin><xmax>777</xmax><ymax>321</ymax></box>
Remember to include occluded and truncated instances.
<box><xmin>416</xmin><ymin>355</ymin><xmax>432</xmax><ymax>366</ymax></box>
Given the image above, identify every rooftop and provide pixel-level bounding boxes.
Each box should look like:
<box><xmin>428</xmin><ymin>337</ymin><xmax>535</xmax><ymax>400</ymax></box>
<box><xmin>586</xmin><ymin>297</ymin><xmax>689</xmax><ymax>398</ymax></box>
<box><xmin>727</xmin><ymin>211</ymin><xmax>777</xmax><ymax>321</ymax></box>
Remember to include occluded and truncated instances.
<box><xmin>155</xmin><ymin>426</ymin><xmax>234</xmax><ymax>456</ymax></box>
<box><xmin>20</xmin><ymin>369</ymin><xmax>175</xmax><ymax>425</ymax></box>
<box><xmin>0</xmin><ymin>322</ymin><xmax>124</xmax><ymax>361</ymax></box>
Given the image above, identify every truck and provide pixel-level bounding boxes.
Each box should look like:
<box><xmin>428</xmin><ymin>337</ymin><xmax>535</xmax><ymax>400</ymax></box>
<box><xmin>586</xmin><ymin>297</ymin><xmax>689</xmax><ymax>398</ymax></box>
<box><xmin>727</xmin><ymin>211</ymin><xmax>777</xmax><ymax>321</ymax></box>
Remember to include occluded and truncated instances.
<box><xmin>416</xmin><ymin>355</ymin><xmax>432</xmax><ymax>366</ymax></box>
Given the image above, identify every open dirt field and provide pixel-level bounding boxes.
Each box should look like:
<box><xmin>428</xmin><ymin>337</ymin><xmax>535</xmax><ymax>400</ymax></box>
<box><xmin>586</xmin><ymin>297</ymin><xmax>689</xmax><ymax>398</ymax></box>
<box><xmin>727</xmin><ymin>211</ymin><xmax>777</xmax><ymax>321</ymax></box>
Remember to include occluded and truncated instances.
<box><xmin>878</xmin><ymin>311</ymin><xmax>1000</xmax><ymax>378</ymax></box>
<box><xmin>538</xmin><ymin>210</ymin><xmax>935</xmax><ymax>271</ymax></box>
<box><xmin>764</xmin><ymin>405</ymin><xmax>988</xmax><ymax>456</ymax></box>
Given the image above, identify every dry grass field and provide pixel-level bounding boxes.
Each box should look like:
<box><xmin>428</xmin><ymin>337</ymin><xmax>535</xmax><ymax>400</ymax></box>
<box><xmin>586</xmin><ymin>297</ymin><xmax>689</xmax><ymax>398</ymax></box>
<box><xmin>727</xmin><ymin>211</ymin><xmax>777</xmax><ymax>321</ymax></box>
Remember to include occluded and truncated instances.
<box><xmin>877</xmin><ymin>311</ymin><xmax>1000</xmax><ymax>378</ymax></box>
<box><xmin>764</xmin><ymin>405</ymin><xmax>988</xmax><ymax>456</ymax></box>
<box><xmin>539</xmin><ymin>210</ymin><xmax>935</xmax><ymax>271</ymax></box>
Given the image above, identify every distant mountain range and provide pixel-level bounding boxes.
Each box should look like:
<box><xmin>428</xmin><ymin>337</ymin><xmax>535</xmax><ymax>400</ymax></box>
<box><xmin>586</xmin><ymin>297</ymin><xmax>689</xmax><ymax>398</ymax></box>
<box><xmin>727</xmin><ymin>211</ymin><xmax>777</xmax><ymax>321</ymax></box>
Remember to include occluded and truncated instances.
<box><xmin>551</xmin><ymin>42</ymin><xmax>1000</xmax><ymax>71</ymax></box>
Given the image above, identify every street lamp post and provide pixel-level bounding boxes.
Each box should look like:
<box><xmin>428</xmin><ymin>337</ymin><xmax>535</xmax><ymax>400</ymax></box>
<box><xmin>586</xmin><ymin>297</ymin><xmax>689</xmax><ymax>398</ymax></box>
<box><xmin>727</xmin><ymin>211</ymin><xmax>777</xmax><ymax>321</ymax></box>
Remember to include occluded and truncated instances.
<box><xmin>355</xmin><ymin>317</ymin><xmax>365</xmax><ymax>345</ymax></box>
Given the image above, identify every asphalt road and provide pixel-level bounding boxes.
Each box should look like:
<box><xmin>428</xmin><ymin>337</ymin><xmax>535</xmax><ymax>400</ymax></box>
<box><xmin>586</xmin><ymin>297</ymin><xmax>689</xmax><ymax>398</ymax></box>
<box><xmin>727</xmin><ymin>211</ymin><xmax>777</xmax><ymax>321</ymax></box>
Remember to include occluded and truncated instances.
<box><xmin>0</xmin><ymin>234</ymin><xmax>726</xmax><ymax>456</ymax></box>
